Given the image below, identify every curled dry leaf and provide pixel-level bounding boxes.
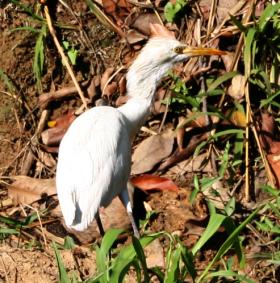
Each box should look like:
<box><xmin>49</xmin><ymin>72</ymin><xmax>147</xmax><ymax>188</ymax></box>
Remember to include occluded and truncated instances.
<box><xmin>103</xmin><ymin>81</ymin><xmax>118</xmax><ymax>97</ymax></box>
<box><xmin>132</xmin><ymin>129</ymin><xmax>174</xmax><ymax>174</ymax></box>
<box><xmin>119</xmin><ymin>75</ymin><xmax>126</xmax><ymax>95</ymax></box>
<box><xmin>131</xmin><ymin>174</ymin><xmax>179</xmax><ymax>192</ymax></box>
<box><xmin>126</xmin><ymin>29</ymin><xmax>147</xmax><ymax>45</ymax></box>
<box><xmin>101</xmin><ymin>67</ymin><xmax>115</xmax><ymax>93</ymax></box>
<box><xmin>132</xmin><ymin>14</ymin><xmax>161</xmax><ymax>36</ymax></box>
<box><xmin>41</xmin><ymin>111</ymin><xmax>76</xmax><ymax>146</ymax></box>
<box><xmin>149</xmin><ymin>23</ymin><xmax>175</xmax><ymax>39</ymax></box>
<box><xmin>221</xmin><ymin>52</ymin><xmax>235</xmax><ymax>72</ymax></box>
<box><xmin>8</xmin><ymin>176</ymin><xmax>56</xmax><ymax>205</ymax></box>
<box><xmin>228</xmin><ymin>74</ymin><xmax>246</xmax><ymax>100</ymax></box>
<box><xmin>267</xmin><ymin>154</ymin><xmax>280</xmax><ymax>187</ymax></box>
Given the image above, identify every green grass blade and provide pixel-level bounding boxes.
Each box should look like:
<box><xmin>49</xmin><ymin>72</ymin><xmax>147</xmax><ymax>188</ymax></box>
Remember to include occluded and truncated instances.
<box><xmin>212</xmin><ymin>129</ymin><xmax>245</xmax><ymax>139</ymax></box>
<box><xmin>197</xmin><ymin>207</ymin><xmax>261</xmax><ymax>282</ymax></box>
<box><xmin>100</xmin><ymin>228</ymin><xmax>123</xmax><ymax>256</ymax></box>
<box><xmin>192</xmin><ymin>202</ymin><xmax>226</xmax><ymax>255</ymax></box>
<box><xmin>10</xmin><ymin>0</ymin><xmax>44</xmax><ymax>21</ymax></box>
<box><xmin>244</xmin><ymin>28</ymin><xmax>256</xmax><ymax>77</ymax></box>
<box><xmin>0</xmin><ymin>68</ymin><xmax>17</xmax><ymax>94</ymax></box>
<box><xmin>164</xmin><ymin>243</ymin><xmax>181</xmax><ymax>283</ymax></box>
<box><xmin>0</xmin><ymin>215</ymin><xmax>23</xmax><ymax>228</ymax></box>
<box><xmin>95</xmin><ymin>245</ymin><xmax>108</xmax><ymax>283</ymax></box>
<box><xmin>258</xmin><ymin>3</ymin><xmax>280</xmax><ymax>32</ymax></box>
<box><xmin>180</xmin><ymin>244</ymin><xmax>197</xmax><ymax>280</ymax></box>
<box><xmin>110</xmin><ymin>234</ymin><xmax>161</xmax><ymax>283</ymax></box>
<box><xmin>132</xmin><ymin>236</ymin><xmax>149</xmax><ymax>282</ymax></box>
<box><xmin>207</xmin><ymin>71</ymin><xmax>238</xmax><ymax>92</ymax></box>
<box><xmin>204</xmin><ymin>270</ymin><xmax>255</xmax><ymax>283</ymax></box>
<box><xmin>52</xmin><ymin>242</ymin><xmax>72</xmax><ymax>283</ymax></box>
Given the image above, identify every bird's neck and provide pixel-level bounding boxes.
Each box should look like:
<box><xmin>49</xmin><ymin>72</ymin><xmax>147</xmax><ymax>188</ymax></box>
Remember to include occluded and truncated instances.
<box><xmin>118</xmin><ymin>97</ymin><xmax>151</xmax><ymax>140</ymax></box>
<box><xmin>119</xmin><ymin>56</ymin><xmax>172</xmax><ymax>140</ymax></box>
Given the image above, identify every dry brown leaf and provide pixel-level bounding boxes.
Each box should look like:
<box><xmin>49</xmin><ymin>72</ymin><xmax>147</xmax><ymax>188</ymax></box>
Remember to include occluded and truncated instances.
<box><xmin>267</xmin><ymin>154</ymin><xmax>280</xmax><ymax>187</ymax></box>
<box><xmin>42</xmin><ymin>111</ymin><xmax>76</xmax><ymax>146</ymax></box>
<box><xmin>132</xmin><ymin>129</ymin><xmax>174</xmax><ymax>174</ymax></box>
<box><xmin>8</xmin><ymin>177</ymin><xmax>56</xmax><ymax>205</ymax></box>
<box><xmin>116</xmin><ymin>95</ymin><xmax>130</xmax><ymax>106</ymax></box>
<box><xmin>228</xmin><ymin>74</ymin><xmax>246</xmax><ymax>100</ymax></box>
<box><xmin>101</xmin><ymin>67</ymin><xmax>115</xmax><ymax>92</ymax></box>
<box><xmin>221</xmin><ymin>52</ymin><xmax>235</xmax><ymax>72</ymax></box>
<box><xmin>102</xmin><ymin>0</ymin><xmax>117</xmax><ymax>14</ymax></box>
<box><xmin>132</xmin><ymin>14</ymin><xmax>161</xmax><ymax>36</ymax></box>
<box><xmin>103</xmin><ymin>82</ymin><xmax>118</xmax><ymax>97</ymax></box>
<box><xmin>126</xmin><ymin>29</ymin><xmax>147</xmax><ymax>45</ymax></box>
<box><xmin>119</xmin><ymin>75</ymin><xmax>126</xmax><ymax>95</ymax></box>
<box><xmin>131</xmin><ymin>174</ymin><xmax>179</xmax><ymax>192</ymax></box>
<box><xmin>150</xmin><ymin>23</ymin><xmax>175</xmax><ymax>39</ymax></box>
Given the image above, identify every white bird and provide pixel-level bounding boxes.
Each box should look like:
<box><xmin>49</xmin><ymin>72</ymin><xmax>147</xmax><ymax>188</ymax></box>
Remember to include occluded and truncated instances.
<box><xmin>56</xmin><ymin>37</ymin><xmax>225</xmax><ymax>238</ymax></box>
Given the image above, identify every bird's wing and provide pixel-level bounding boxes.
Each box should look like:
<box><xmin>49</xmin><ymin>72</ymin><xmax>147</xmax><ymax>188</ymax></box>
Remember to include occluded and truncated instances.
<box><xmin>56</xmin><ymin>107</ymin><xmax>130</xmax><ymax>231</ymax></box>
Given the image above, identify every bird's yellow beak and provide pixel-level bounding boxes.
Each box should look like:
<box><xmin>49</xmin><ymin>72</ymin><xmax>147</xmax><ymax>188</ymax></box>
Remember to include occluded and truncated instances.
<box><xmin>183</xmin><ymin>47</ymin><xmax>226</xmax><ymax>56</ymax></box>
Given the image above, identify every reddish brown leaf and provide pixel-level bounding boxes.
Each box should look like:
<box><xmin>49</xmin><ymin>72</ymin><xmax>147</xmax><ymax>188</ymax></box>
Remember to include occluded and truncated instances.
<box><xmin>102</xmin><ymin>0</ymin><xmax>117</xmax><ymax>14</ymax></box>
<box><xmin>267</xmin><ymin>154</ymin><xmax>280</xmax><ymax>187</ymax></box>
<box><xmin>150</xmin><ymin>23</ymin><xmax>175</xmax><ymax>39</ymax></box>
<box><xmin>103</xmin><ymin>82</ymin><xmax>118</xmax><ymax>97</ymax></box>
<box><xmin>126</xmin><ymin>29</ymin><xmax>147</xmax><ymax>45</ymax></box>
<box><xmin>101</xmin><ymin>67</ymin><xmax>115</xmax><ymax>91</ymax></box>
<box><xmin>131</xmin><ymin>174</ymin><xmax>179</xmax><ymax>192</ymax></box>
<box><xmin>42</xmin><ymin>112</ymin><xmax>76</xmax><ymax>146</ymax></box>
<box><xmin>119</xmin><ymin>75</ymin><xmax>126</xmax><ymax>95</ymax></box>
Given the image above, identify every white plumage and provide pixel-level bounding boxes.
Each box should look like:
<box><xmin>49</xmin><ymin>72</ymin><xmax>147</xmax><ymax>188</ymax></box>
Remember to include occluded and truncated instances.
<box><xmin>56</xmin><ymin>37</ymin><xmax>224</xmax><ymax>236</ymax></box>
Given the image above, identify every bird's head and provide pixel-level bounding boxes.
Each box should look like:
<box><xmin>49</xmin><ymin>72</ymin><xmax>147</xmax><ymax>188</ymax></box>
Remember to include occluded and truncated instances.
<box><xmin>127</xmin><ymin>37</ymin><xmax>225</xmax><ymax>99</ymax></box>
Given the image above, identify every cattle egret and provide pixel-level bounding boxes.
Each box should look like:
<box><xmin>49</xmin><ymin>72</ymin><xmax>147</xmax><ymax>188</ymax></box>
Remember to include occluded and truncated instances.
<box><xmin>56</xmin><ymin>37</ymin><xmax>225</xmax><ymax>238</ymax></box>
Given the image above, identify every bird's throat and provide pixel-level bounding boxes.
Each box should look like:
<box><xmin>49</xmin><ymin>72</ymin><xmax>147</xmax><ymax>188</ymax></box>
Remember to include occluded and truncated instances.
<box><xmin>118</xmin><ymin>97</ymin><xmax>151</xmax><ymax>141</ymax></box>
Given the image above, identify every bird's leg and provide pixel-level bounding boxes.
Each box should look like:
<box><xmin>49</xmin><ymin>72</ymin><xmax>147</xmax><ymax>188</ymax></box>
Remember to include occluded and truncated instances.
<box><xmin>119</xmin><ymin>189</ymin><xmax>140</xmax><ymax>238</ymax></box>
<box><xmin>95</xmin><ymin>210</ymin><xmax>105</xmax><ymax>237</ymax></box>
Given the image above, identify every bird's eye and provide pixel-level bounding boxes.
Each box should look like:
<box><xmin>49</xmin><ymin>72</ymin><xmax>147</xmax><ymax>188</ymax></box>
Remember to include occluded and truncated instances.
<box><xmin>174</xmin><ymin>46</ymin><xmax>183</xmax><ymax>54</ymax></box>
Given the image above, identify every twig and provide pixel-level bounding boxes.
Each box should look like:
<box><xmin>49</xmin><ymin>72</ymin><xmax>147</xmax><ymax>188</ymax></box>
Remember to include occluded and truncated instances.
<box><xmin>44</xmin><ymin>5</ymin><xmax>88</xmax><ymax>110</ymax></box>
<box><xmin>21</xmin><ymin>110</ymin><xmax>49</xmax><ymax>175</ymax></box>
<box><xmin>23</xmin><ymin>204</ymin><xmax>47</xmax><ymax>247</ymax></box>
<box><xmin>102</xmin><ymin>66</ymin><xmax>125</xmax><ymax>96</ymax></box>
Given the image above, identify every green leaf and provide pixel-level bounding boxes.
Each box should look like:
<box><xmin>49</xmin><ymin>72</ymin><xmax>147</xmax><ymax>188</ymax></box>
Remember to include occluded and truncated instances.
<box><xmin>190</xmin><ymin>175</ymin><xmax>200</xmax><ymax>204</ymax></box>
<box><xmin>63</xmin><ymin>236</ymin><xmax>75</xmax><ymax>250</ymax></box>
<box><xmin>207</xmin><ymin>71</ymin><xmax>238</xmax><ymax>92</ymax></box>
<box><xmin>180</xmin><ymin>245</ymin><xmax>197</xmax><ymax>280</ymax></box>
<box><xmin>229</xmin><ymin>14</ymin><xmax>247</xmax><ymax>32</ymax></box>
<box><xmin>244</xmin><ymin>28</ymin><xmax>256</xmax><ymax>77</ymax></box>
<box><xmin>110</xmin><ymin>234</ymin><xmax>160</xmax><ymax>283</ymax></box>
<box><xmin>165</xmin><ymin>243</ymin><xmax>181</xmax><ymax>283</ymax></box>
<box><xmin>164</xmin><ymin>0</ymin><xmax>187</xmax><ymax>23</ymax></box>
<box><xmin>132</xmin><ymin>236</ymin><xmax>149</xmax><ymax>282</ymax></box>
<box><xmin>197</xmin><ymin>207</ymin><xmax>261</xmax><ymax>282</ymax></box>
<box><xmin>192</xmin><ymin>202</ymin><xmax>226</xmax><ymax>255</ymax></box>
<box><xmin>100</xmin><ymin>228</ymin><xmax>123</xmax><ymax>256</ymax></box>
<box><xmin>212</xmin><ymin>129</ymin><xmax>245</xmax><ymax>140</ymax></box>
<box><xmin>224</xmin><ymin>197</ymin><xmax>236</xmax><ymax>217</ymax></box>
<box><xmin>52</xmin><ymin>242</ymin><xmax>72</xmax><ymax>283</ymax></box>
<box><xmin>260</xmin><ymin>90</ymin><xmax>280</xmax><ymax>108</ymax></box>
<box><xmin>204</xmin><ymin>270</ymin><xmax>255</xmax><ymax>283</ymax></box>
<box><xmin>258</xmin><ymin>3</ymin><xmax>280</xmax><ymax>32</ymax></box>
